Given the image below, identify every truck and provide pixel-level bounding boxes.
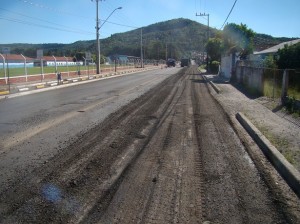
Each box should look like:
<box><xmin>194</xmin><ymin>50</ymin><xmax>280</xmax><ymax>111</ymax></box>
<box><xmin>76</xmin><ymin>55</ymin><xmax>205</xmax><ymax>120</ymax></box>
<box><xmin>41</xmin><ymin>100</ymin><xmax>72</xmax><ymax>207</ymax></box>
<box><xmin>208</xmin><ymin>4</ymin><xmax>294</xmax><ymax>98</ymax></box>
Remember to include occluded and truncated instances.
<box><xmin>166</xmin><ymin>58</ymin><xmax>176</xmax><ymax>67</ymax></box>
<box><xmin>180</xmin><ymin>58</ymin><xmax>190</xmax><ymax>67</ymax></box>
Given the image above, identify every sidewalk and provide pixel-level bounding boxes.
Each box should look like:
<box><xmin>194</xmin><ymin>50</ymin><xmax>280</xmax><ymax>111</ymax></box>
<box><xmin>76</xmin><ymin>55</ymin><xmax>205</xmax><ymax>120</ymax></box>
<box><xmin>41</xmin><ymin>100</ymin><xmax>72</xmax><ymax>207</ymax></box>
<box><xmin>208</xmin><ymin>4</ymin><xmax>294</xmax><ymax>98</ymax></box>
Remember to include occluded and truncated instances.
<box><xmin>204</xmin><ymin>74</ymin><xmax>300</xmax><ymax>173</ymax></box>
<box><xmin>0</xmin><ymin>66</ymin><xmax>160</xmax><ymax>97</ymax></box>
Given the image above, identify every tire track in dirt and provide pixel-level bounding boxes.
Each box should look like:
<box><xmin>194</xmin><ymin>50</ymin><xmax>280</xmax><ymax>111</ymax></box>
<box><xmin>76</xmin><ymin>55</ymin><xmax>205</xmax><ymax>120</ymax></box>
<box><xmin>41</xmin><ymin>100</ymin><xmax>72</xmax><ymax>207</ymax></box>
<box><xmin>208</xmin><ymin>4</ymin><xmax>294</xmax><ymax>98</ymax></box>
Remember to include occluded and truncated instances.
<box><xmin>190</xmin><ymin>67</ymin><xmax>288</xmax><ymax>223</ymax></box>
<box><xmin>1</xmin><ymin>66</ymin><xmax>298</xmax><ymax>223</ymax></box>
<box><xmin>0</xmin><ymin>69</ymin><xmax>186</xmax><ymax>223</ymax></box>
<box><xmin>87</xmin><ymin>68</ymin><xmax>205</xmax><ymax>224</ymax></box>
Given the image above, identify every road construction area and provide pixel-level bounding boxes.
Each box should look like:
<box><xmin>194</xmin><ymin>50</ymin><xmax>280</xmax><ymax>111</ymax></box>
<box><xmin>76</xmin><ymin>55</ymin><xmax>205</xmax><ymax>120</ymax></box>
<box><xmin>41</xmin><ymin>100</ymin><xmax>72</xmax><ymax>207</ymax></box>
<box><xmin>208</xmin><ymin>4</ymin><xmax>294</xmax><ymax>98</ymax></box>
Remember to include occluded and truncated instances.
<box><xmin>0</xmin><ymin>66</ymin><xmax>299</xmax><ymax>223</ymax></box>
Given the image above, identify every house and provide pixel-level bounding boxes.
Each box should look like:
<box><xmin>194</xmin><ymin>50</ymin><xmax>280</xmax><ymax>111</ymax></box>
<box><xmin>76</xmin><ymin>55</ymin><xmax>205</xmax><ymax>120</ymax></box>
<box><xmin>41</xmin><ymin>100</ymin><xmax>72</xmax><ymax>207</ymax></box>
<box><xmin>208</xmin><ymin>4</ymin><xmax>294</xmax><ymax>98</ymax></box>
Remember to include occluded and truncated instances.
<box><xmin>252</xmin><ymin>39</ymin><xmax>300</xmax><ymax>60</ymax></box>
<box><xmin>107</xmin><ymin>55</ymin><xmax>141</xmax><ymax>67</ymax></box>
<box><xmin>33</xmin><ymin>56</ymin><xmax>79</xmax><ymax>67</ymax></box>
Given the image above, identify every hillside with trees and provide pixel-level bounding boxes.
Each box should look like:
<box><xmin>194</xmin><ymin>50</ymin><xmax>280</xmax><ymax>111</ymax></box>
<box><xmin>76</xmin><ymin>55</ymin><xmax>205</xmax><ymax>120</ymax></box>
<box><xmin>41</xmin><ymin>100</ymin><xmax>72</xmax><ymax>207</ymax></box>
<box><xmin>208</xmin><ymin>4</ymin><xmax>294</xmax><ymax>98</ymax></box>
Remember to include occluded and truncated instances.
<box><xmin>0</xmin><ymin>18</ymin><xmax>297</xmax><ymax>61</ymax></box>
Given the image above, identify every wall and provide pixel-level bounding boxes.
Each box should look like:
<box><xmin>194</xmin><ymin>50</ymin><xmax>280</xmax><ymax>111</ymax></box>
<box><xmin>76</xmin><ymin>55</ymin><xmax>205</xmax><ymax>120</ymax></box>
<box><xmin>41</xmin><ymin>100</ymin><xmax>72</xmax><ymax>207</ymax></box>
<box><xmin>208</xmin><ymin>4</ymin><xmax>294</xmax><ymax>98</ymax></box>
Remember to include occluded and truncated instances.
<box><xmin>236</xmin><ymin>65</ymin><xmax>264</xmax><ymax>94</ymax></box>
<box><xmin>220</xmin><ymin>54</ymin><xmax>240</xmax><ymax>79</ymax></box>
<box><xmin>220</xmin><ymin>55</ymin><xmax>232</xmax><ymax>78</ymax></box>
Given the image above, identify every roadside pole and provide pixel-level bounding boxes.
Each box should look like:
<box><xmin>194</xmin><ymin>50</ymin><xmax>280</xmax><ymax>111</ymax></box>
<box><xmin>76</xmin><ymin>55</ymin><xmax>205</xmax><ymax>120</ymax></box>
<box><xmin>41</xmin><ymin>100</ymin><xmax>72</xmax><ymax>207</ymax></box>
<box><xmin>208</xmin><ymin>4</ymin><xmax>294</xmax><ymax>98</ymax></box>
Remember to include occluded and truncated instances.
<box><xmin>0</xmin><ymin>53</ymin><xmax>7</xmax><ymax>84</ymax></box>
<box><xmin>6</xmin><ymin>54</ymin><xmax>10</xmax><ymax>93</ymax></box>
<box><xmin>37</xmin><ymin>49</ymin><xmax>44</xmax><ymax>82</ymax></box>
<box><xmin>64</xmin><ymin>56</ymin><xmax>70</xmax><ymax>77</ymax></box>
<box><xmin>281</xmin><ymin>69</ymin><xmax>289</xmax><ymax>104</ymax></box>
<box><xmin>52</xmin><ymin>55</ymin><xmax>57</xmax><ymax>74</ymax></box>
<box><xmin>2</xmin><ymin>47</ymin><xmax>11</xmax><ymax>92</ymax></box>
<box><xmin>21</xmin><ymin>54</ymin><xmax>28</xmax><ymax>82</ymax></box>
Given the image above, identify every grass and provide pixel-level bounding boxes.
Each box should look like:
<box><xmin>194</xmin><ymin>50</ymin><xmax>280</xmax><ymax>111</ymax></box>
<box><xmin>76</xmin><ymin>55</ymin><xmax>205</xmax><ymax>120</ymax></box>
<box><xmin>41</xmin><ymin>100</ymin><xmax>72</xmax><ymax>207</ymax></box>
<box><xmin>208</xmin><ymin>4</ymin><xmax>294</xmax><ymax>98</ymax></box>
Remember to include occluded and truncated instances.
<box><xmin>288</xmin><ymin>88</ymin><xmax>300</xmax><ymax>100</ymax></box>
<box><xmin>0</xmin><ymin>64</ymin><xmax>120</xmax><ymax>78</ymax></box>
<box><xmin>263</xmin><ymin>79</ymin><xmax>282</xmax><ymax>99</ymax></box>
<box><xmin>253</xmin><ymin>121</ymin><xmax>297</xmax><ymax>166</ymax></box>
<box><xmin>282</xmin><ymin>151</ymin><xmax>297</xmax><ymax>165</ymax></box>
<box><xmin>198</xmin><ymin>65</ymin><xmax>207</xmax><ymax>73</ymax></box>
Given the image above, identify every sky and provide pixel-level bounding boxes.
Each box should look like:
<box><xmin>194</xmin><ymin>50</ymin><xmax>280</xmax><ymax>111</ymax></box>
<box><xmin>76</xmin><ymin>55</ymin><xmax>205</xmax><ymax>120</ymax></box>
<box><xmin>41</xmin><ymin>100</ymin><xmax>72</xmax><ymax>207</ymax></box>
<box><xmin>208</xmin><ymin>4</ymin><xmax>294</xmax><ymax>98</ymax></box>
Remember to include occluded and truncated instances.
<box><xmin>0</xmin><ymin>0</ymin><xmax>299</xmax><ymax>44</ymax></box>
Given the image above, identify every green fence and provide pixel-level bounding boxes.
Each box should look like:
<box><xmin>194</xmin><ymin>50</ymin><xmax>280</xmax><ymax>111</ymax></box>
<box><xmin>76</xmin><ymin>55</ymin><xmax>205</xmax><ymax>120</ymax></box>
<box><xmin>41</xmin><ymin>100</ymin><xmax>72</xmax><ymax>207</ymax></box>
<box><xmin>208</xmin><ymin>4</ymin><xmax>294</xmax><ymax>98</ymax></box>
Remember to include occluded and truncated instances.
<box><xmin>0</xmin><ymin>65</ymin><xmax>97</xmax><ymax>78</ymax></box>
<box><xmin>262</xmin><ymin>68</ymin><xmax>284</xmax><ymax>99</ymax></box>
<box><xmin>262</xmin><ymin>69</ymin><xmax>300</xmax><ymax>100</ymax></box>
<box><xmin>287</xmin><ymin>70</ymin><xmax>300</xmax><ymax>100</ymax></box>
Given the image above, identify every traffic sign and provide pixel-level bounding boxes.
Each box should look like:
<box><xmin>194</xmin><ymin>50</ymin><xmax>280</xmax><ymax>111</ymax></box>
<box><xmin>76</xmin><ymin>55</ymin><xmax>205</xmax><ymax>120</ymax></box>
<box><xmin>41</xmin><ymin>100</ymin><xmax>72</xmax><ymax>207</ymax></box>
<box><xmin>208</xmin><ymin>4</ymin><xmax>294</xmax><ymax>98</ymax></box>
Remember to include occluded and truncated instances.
<box><xmin>37</xmin><ymin>49</ymin><xmax>43</xmax><ymax>59</ymax></box>
<box><xmin>2</xmin><ymin>47</ymin><xmax>10</xmax><ymax>55</ymax></box>
<box><xmin>85</xmin><ymin>52</ymin><xmax>92</xmax><ymax>60</ymax></box>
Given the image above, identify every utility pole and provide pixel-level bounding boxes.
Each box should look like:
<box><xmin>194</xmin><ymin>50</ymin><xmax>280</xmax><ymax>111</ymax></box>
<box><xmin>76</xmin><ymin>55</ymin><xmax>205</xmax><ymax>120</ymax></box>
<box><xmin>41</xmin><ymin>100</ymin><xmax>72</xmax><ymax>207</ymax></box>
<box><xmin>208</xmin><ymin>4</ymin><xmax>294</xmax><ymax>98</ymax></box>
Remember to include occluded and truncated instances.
<box><xmin>92</xmin><ymin>1</ymin><xmax>121</xmax><ymax>74</ymax></box>
<box><xmin>91</xmin><ymin>0</ymin><xmax>101</xmax><ymax>74</ymax></box>
<box><xmin>141</xmin><ymin>28</ymin><xmax>143</xmax><ymax>68</ymax></box>
<box><xmin>196</xmin><ymin>12</ymin><xmax>210</xmax><ymax>39</ymax></box>
<box><xmin>165</xmin><ymin>42</ymin><xmax>167</xmax><ymax>61</ymax></box>
<box><xmin>96</xmin><ymin>0</ymin><xmax>101</xmax><ymax>74</ymax></box>
<box><xmin>196</xmin><ymin>12</ymin><xmax>210</xmax><ymax>67</ymax></box>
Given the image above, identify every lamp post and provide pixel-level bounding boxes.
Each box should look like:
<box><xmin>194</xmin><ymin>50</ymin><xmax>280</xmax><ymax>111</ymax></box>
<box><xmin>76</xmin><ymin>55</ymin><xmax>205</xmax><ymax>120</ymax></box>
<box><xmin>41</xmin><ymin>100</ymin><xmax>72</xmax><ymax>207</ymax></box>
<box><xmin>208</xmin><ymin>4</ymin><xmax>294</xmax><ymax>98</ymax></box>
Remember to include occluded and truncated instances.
<box><xmin>0</xmin><ymin>53</ymin><xmax>7</xmax><ymax>84</ymax></box>
<box><xmin>21</xmin><ymin>54</ymin><xmax>28</xmax><ymax>82</ymax></box>
<box><xmin>99</xmin><ymin>7</ymin><xmax>122</xmax><ymax>30</ymax></box>
<box><xmin>64</xmin><ymin>56</ymin><xmax>70</xmax><ymax>77</ymax></box>
<box><xmin>52</xmin><ymin>55</ymin><xmax>57</xmax><ymax>74</ymax></box>
<box><xmin>92</xmin><ymin>0</ymin><xmax>121</xmax><ymax>74</ymax></box>
<box><xmin>141</xmin><ymin>28</ymin><xmax>143</xmax><ymax>68</ymax></box>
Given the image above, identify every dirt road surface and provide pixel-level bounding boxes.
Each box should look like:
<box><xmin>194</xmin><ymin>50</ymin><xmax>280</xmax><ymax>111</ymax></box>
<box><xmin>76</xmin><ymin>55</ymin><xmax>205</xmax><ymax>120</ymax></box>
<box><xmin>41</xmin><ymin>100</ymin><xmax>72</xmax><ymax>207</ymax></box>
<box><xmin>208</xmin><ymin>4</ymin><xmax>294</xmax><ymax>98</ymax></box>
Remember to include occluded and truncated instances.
<box><xmin>0</xmin><ymin>66</ymin><xmax>299</xmax><ymax>223</ymax></box>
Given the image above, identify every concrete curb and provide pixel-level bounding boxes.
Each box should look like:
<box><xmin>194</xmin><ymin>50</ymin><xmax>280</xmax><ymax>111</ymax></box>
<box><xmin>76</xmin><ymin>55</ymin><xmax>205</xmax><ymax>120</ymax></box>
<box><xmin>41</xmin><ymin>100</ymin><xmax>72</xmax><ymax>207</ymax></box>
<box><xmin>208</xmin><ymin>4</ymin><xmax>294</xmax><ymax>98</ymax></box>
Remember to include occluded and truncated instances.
<box><xmin>236</xmin><ymin>112</ymin><xmax>300</xmax><ymax>198</ymax></box>
<box><xmin>0</xmin><ymin>90</ymin><xmax>9</xmax><ymax>95</ymax></box>
<box><xmin>209</xmin><ymin>81</ymin><xmax>221</xmax><ymax>94</ymax></box>
<box><xmin>203</xmin><ymin>75</ymin><xmax>220</xmax><ymax>94</ymax></box>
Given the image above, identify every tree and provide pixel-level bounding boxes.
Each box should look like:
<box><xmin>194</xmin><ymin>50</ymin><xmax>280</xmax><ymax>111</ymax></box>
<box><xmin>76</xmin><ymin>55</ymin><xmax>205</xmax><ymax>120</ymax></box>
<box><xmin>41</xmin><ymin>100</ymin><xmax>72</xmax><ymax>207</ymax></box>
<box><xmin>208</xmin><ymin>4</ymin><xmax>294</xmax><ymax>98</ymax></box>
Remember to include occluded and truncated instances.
<box><xmin>276</xmin><ymin>42</ymin><xmax>300</xmax><ymax>69</ymax></box>
<box><xmin>222</xmin><ymin>23</ymin><xmax>255</xmax><ymax>59</ymax></box>
<box><xmin>206</xmin><ymin>38</ymin><xmax>222</xmax><ymax>62</ymax></box>
<box><xmin>263</xmin><ymin>55</ymin><xmax>277</xmax><ymax>69</ymax></box>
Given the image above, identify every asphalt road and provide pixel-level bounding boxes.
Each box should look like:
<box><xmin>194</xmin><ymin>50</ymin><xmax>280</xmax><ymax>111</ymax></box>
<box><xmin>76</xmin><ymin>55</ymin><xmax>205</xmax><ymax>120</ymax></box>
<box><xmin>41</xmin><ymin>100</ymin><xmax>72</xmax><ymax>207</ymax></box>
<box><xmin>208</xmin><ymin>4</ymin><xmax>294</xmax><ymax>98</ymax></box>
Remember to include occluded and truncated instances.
<box><xmin>0</xmin><ymin>67</ymin><xmax>179</xmax><ymax>190</ymax></box>
<box><xmin>1</xmin><ymin>66</ymin><xmax>299</xmax><ymax>223</ymax></box>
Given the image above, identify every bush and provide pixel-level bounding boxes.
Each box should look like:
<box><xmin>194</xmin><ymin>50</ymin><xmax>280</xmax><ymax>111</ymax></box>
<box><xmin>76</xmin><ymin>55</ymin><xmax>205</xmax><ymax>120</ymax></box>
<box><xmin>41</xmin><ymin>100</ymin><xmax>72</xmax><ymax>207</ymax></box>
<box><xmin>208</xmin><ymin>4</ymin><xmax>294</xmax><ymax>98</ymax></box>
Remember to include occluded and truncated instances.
<box><xmin>263</xmin><ymin>55</ymin><xmax>277</xmax><ymax>69</ymax></box>
<box><xmin>277</xmin><ymin>42</ymin><xmax>300</xmax><ymax>69</ymax></box>
<box><xmin>210</xmin><ymin>61</ymin><xmax>220</xmax><ymax>74</ymax></box>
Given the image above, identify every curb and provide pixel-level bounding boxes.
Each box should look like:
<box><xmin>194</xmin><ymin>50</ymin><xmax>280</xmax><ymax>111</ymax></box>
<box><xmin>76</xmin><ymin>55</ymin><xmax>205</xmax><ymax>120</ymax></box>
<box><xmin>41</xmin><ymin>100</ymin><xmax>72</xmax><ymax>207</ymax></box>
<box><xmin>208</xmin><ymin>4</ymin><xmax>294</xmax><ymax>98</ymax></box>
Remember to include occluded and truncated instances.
<box><xmin>203</xmin><ymin>75</ymin><xmax>221</xmax><ymax>94</ymax></box>
<box><xmin>0</xmin><ymin>90</ymin><xmax>9</xmax><ymax>95</ymax></box>
<box><xmin>236</xmin><ymin>112</ymin><xmax>300</xmax><ymax>198</ymax></box>
<box><xmin>209</xmin><ymin>81</ymin><xmax>221</xmax><ymax>93</ymax></box>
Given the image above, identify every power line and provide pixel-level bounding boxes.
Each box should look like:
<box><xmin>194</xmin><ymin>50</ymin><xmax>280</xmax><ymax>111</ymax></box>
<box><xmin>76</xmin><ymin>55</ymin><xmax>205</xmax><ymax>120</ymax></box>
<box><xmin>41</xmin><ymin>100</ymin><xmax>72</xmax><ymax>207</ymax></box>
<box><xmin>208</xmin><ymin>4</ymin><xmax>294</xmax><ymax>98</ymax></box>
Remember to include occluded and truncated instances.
<box><xmin>18</xmin><ymin>0</ymin><xmax>139</xmax><ymax>29</ymax></box>
<box><xmin>104</xmin><ymin>1</ymin><xmax>138</xmax><ymax>29</ymax></box>
<box><xmin>18</xmin><ymin>0</ymin><xmax>93</xmax><ymax>20</ymax></box>
<box><xmin>220</xmin><ymin>0</ymin><xmax>238</xmax><ymax>30</ymax></box>
<box><xmin>0</xmin><ymin>17</ymin><xmax>94</xmax><ymax>35</ymax></box>
<box><xmin>0</xmin><ymin>7</ymin><xmax>93</xmax><ymax>35</ymax></box>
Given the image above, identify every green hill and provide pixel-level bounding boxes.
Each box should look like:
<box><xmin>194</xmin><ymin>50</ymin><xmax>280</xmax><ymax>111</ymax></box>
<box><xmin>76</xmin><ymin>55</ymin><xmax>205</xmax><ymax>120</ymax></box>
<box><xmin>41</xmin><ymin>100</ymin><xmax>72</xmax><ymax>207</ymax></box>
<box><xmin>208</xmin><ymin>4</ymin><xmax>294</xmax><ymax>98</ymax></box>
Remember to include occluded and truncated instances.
<box><xmin>0</xmin><ymin>18</ymin><xmax>214</xmax><ymax>60</ymax></box>
<box><xmin>0</xmin><ymin>18</ymin><xmax>297</xmax><ymax>60</ymax></box>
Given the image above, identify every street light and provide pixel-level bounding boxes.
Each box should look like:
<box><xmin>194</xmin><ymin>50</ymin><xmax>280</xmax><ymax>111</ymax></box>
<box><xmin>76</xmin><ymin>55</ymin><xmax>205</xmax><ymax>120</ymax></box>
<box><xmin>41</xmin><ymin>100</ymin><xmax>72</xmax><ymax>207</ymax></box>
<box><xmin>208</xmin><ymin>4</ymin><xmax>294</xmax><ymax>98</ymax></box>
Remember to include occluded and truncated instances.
<box><xmin>91</xmin><ymin>0</ymin><xmax>122</xmax><ymax>74</ymax></box>
<box><xmin>99</xmin><ymin>7</ymin><xmax>122</xmax><ymax>30</ymax></box>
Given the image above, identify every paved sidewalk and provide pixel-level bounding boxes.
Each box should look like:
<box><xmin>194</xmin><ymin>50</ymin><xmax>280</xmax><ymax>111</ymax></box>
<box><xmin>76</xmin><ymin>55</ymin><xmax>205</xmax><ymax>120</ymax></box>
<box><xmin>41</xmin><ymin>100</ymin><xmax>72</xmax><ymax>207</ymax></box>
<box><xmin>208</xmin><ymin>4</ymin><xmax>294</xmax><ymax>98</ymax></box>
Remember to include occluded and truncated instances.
<box><xmin>205</xmin><ymin>74</ymin><xmax>300</xmax><ymax>172</ymax></box>
<box><xmin>0</xmin><ymin>66</ymin><xmax>160</xmax><ymax>97</ymax></box>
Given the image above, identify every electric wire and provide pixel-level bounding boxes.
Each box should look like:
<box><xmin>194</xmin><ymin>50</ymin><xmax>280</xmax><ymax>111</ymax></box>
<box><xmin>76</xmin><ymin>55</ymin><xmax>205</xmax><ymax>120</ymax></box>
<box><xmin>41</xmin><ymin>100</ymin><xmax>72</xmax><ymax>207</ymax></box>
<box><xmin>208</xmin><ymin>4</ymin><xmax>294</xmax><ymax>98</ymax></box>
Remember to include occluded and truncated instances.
<box><xmin>0</xmin><ymin>7</ymin><xmax>93</xmax><ymax>35</ymax></box>
<box><xmin>18</xmin><ymin>0</ymin><xmax>139</xmax><ymax>29</ymax></box>
<box><xmin>0</xmin><ymin>17</ymin><xmax>94</xmax><ymax>36</ymax></box>
<box><xmin>220</xmin><ymin>0</ymin><xmax>238</xmax><ymax>30</ymax></box>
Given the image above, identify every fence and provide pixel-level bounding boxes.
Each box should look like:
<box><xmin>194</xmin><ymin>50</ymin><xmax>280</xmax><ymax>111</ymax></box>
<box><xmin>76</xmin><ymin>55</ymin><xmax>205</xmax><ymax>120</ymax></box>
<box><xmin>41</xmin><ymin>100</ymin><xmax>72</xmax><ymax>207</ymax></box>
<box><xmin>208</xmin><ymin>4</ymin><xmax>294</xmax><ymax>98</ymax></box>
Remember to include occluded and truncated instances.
<box><xmin>235</xmin><ymin>61</ymin><xmax>300</xmax><ymax>101</ymax></box>
<box><xmin>0</xmin><ymin>54</ymin><xmax>161</xmax><ymax>86</ymax></box>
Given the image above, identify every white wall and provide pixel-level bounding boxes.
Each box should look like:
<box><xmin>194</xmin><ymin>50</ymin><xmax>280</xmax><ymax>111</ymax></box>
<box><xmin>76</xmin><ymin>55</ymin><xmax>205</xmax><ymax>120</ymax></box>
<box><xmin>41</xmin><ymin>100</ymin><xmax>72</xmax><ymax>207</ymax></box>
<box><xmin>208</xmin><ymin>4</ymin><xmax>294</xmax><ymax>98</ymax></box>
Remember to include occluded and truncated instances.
<box><xmin>220</xmin><ymin>55</ymin><xmax>232</xmax><ymax>79</ymax></box>
<box><xmin>46</xmin><ymin>61</ymin><xmax>82</xmax><ymax>66</ymax></box>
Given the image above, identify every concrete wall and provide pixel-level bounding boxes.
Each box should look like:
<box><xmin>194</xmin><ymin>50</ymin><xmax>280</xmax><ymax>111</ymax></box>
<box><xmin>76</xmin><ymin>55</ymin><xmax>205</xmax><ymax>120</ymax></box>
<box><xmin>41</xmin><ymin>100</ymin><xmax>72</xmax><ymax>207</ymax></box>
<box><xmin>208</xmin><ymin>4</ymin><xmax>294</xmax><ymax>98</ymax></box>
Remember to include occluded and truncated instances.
<box><xmin>220</xmin><ymin>54</ymin><xmax>240</xmax><ymax>79</ymax></box>
<box><xmin>220</xmin><ymin>55</ymin><xmax>232</xmax><ymax>78</ymax></box>
<box><xmin>236</xmin><ymin>66</ymin><xmax>264</xmax><ymax>94</ymax></box>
